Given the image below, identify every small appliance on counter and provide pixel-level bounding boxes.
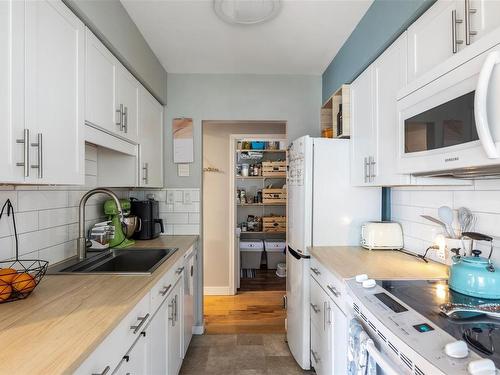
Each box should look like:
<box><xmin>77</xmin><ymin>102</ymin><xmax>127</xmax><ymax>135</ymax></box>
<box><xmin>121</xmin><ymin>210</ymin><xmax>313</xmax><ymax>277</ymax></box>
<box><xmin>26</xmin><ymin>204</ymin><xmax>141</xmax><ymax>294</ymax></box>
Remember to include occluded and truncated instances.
<box><xmin>104</xmin><ymin>199</ymin><xmax>135</xmax><ymax>248</ymax></box>
<box><xmin>449</xmin><ymin>231</ymin><xmax>500</xmax><ymax>299</ymax></box>
<box><xmin>88</xmin><ymin>221</ymin><xmax>115</xmax><ymax>250</ymax></box>
<box><xmin>131</xmin><ymin>198</ymin><xmax>164</xmax><ymax>240</ymax></box>
<box><xmin>361</xmin><ymin>222</ymin><xmax>404</xmax><ymax>250</ymax></box>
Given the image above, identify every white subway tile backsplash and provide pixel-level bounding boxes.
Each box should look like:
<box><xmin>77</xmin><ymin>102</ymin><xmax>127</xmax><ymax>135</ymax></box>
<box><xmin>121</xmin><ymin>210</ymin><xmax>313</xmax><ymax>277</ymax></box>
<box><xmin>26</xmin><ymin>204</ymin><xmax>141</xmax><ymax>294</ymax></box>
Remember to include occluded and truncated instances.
<box><xmin>164</xmin><ymin>213</ymin><xmax>189</xmax><ymax>225</ymax></box>
<box><xmin>38</xmin><ymin>207</ymin><xmax>78</xmax><ymax>229</ymax></box>
<box><xmin>174</xmin><ymin>201</ymin><xmax>200</xmax><ymax>213</ymax></box>
<box><xmin>0</xmin><ymin>236</ymin><xmax>14</xmax><ymax>260</ymax></box>
<box><xmin>18</xmin><ymin>190</ymin><xmax>68</xmax><ymax>212</ymax></box>
<box><xmin>189</xmin><ymin>213</ymin><xmax>200</xmax><ymax>224</ymax></box>
<box><xmin>392</xmin><ymin>182</ymin><xmax>500</xmax><ymax>264</ymax></box>
<box><xmin>173</xmin><ymin>224</ymin><xmax>199</xmax><ymax>235</ymax></box>
<box><xmin>39</xmin><ymin>240</ymin><xmax>77</xmax><ymax>265</ymax></box>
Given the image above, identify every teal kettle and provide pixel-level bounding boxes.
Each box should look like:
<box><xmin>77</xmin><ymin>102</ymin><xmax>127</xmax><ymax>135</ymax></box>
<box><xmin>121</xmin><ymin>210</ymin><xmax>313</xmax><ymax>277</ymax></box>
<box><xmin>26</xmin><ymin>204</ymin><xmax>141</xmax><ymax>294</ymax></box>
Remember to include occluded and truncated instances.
<box><xmin>449</xmin><ymin>232</ymin><xmax>500</xmax><ymax>299</ymax></box>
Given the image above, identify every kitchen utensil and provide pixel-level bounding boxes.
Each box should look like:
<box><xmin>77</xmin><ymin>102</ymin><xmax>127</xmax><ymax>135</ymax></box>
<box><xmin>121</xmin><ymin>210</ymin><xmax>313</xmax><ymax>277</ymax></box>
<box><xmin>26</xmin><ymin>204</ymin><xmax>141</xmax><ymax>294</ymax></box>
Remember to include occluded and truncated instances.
<box><xmin>440</xmin><ymin>302</ymin><xmax>500</xmax><ymax>319</ymax></box>
<box><xmin>438</xmin><ymin>206</ymin><xmax>456</xmax><ymax>238</ymax></box>
<box><xmin>458</xmin><ymin>207</ymin><xmax>475</xmax><ymax>234</ymax></box>
<box><xmin>449</xmin><ymin>231</ymin><xmax>500</xmax><ymax>299</ymax></box>
<box><xmin>421</xmin><ymin>215</ymin><xmax>450</xmax><ymax>235</ymax></box>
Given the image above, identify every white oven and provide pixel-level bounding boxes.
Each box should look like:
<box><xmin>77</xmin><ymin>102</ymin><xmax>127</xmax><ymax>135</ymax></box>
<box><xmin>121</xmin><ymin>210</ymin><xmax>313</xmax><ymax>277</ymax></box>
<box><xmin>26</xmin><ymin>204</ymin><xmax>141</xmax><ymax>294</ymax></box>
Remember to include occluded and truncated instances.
<box><xmin>398</xmin><ymin>40</ymin><xmax>500</xmax><ymax>178</ymax></box>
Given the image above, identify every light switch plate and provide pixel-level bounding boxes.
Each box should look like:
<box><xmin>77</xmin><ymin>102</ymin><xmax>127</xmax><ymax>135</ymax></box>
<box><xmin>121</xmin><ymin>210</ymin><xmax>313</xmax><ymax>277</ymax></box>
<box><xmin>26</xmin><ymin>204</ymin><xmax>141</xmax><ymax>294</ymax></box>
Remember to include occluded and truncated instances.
<box><xmin>184</xmin><ymin>191</ymin><xmax>192</xmax><ymax>204</ymax></box>
<box><xmin>167</xmin><ymin>191</ymin><xmax>175</xmax><ymax>204</ymax></box>
<box><xmin>178</xmin><ymin>163</ymin><xmax>190</xmax><ymax>177</ymax></box>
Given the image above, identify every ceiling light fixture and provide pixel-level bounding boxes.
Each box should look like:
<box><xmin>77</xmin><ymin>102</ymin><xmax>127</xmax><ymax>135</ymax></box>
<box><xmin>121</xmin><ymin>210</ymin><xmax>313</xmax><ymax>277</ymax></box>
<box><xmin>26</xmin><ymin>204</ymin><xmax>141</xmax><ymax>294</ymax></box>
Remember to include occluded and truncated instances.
<box><xmin>213</xmin><ymin>0</ymin><xmax>281</xmax><ymax>25</ymax></box>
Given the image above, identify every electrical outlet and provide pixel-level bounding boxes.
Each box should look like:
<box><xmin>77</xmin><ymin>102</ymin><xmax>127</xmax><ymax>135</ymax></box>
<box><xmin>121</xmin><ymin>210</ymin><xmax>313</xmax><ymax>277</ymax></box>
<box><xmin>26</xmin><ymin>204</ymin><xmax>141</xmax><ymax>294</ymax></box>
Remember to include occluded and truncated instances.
<box><xmin>167</xmin><ymin>191</ymin><xmax>175</xmax><ymax>204</ymax></box>
<box><xmin>184</xmin><ymin>191</ymin><xmax>192</xmax><ymax>204</ymax></box>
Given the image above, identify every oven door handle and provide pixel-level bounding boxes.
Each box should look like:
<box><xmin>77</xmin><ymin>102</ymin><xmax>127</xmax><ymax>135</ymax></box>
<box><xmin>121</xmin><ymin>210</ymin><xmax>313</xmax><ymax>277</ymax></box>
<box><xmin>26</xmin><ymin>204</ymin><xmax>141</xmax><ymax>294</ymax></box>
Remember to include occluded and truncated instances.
<box><xmin>362</xmin><ymin>333</ymin><xmax>401</xmax><ymax>375</ymax></box>
<box><xmin>475</xmin><ymin>50</ymin><xmax>500</xmax><ymax>159</ymax></box>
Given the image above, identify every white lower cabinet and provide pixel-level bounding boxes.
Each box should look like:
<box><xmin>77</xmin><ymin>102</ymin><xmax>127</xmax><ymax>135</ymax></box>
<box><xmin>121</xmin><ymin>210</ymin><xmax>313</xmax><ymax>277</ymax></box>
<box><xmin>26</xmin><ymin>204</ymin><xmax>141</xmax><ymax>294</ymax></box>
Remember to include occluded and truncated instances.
<box><xmin>310</xmin><ymin>262</ymin><xmax>348</xmax><ymax>375</ymax></box>
<box><xmin>167</xmin><ymin>279</ymin><xmax>184</xmax><ymax>375</ymax></box>
<box><xmin>75</xmin><ymin>249</ymin><xmax>199</xmax><ymax>375</ymax></box>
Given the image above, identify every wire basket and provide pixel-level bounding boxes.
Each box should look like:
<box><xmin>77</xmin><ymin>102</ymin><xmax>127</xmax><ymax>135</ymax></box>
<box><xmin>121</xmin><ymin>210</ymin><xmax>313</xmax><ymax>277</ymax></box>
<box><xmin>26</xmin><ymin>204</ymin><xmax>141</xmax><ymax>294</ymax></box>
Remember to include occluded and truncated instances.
<box><xmin>0</xmin><ymin>199</ymin><xmax>48</xmax><ymax>303</ymax></box>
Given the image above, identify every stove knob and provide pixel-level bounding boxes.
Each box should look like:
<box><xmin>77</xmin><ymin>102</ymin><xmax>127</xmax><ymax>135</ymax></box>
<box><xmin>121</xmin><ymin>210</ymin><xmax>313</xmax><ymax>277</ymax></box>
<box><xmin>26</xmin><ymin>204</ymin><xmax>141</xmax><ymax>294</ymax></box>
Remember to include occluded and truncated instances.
<box><xmin>362</xmin><ymin>279</ymin><xmax>376</xmax><ymax>289</ymax></box>
<box><xmin>444</xmin><ymin>340</ymin><xmax>468</xmax><ymax>359</ymax></box>
<box><xmin>355</xmin><ymin>274</ymin><xmax>368</xmax><ymax>283</ymax></box>
<box><xmin>467</xmin><ymin>358</ymin><xmax>496</xmax><ymax>375</ymax></box>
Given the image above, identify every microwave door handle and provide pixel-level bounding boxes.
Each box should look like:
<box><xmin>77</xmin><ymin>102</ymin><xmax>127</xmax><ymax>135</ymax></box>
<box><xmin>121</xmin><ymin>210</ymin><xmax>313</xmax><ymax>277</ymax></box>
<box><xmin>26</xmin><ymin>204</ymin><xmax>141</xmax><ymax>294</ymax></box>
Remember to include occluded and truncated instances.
<box><xmin>364</xmin><ymin>337</ymin><xmax>400</xmax><ymax>375</ymax></box>
<box><xmin>475</xmin><ymin>50</ymin><xmax>500</xmax><ymax>159</ymax></box>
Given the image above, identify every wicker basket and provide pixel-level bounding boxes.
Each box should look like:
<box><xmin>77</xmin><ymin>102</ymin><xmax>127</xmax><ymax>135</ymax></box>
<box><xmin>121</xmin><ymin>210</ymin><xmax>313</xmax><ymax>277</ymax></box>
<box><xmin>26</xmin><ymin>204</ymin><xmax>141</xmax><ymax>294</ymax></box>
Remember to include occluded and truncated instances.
<box><xmin>0</xmin><ymin>199</ymin><xmax>48</xmax><ymax>303</ymax></box>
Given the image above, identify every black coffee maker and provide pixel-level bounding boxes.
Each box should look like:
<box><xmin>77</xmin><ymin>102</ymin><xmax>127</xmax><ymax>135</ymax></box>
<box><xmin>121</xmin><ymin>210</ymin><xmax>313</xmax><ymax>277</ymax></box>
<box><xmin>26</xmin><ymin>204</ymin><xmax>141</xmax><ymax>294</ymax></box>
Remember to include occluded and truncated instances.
<box><xmin>130</xmin><ymin>198</ymin><xmax>164</xmax><ymax>240</ymax></box>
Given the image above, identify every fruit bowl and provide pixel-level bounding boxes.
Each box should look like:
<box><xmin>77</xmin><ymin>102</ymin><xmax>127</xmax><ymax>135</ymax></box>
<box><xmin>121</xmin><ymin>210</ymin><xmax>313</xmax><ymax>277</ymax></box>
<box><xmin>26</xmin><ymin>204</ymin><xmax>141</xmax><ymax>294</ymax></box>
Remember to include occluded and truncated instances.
<box><xmin>0</xmin><ymin>259</ymin><xmax>49</xmax><ymax>303</ymax></box>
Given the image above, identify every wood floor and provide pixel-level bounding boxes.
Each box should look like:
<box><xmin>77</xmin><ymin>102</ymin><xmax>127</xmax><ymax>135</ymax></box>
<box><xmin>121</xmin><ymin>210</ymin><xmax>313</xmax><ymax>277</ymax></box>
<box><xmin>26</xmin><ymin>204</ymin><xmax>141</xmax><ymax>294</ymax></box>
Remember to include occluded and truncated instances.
<box><xmin>239</xmin><ymin>269</ymin><xmax>286</xmax><ymax>291</ymax></box>
<box><xmin>204</xmin><ymin>291</ymin><xmax>286</xmax><ymax>334</ymax></box>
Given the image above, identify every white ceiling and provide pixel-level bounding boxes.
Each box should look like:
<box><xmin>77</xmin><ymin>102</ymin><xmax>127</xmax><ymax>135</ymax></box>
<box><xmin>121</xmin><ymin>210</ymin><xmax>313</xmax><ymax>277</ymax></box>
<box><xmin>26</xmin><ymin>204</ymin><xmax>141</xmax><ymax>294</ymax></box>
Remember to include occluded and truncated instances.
<box><xmin>121</xmin><ymin>0</ymin><xmax>373</xmax><ymax>75</ymax></box>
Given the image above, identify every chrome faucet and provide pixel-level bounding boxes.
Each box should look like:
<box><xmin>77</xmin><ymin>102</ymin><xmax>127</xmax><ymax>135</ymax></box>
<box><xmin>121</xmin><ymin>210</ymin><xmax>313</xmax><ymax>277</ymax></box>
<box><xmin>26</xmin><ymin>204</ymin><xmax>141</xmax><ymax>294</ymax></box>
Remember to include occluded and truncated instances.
<box><xmin>77</xmin><ymin>188</ymin><xmax>123</xmax><ymax>260</ymax></box>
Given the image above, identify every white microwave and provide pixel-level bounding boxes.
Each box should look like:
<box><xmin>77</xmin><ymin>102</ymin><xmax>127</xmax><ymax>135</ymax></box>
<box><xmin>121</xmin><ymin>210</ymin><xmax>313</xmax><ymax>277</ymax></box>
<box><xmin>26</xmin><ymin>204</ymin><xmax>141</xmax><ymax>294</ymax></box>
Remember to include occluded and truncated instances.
<box><xmin>398</xmin><ymin>40</ymin><xmax>500</xmax><ymax>178</ymax></box>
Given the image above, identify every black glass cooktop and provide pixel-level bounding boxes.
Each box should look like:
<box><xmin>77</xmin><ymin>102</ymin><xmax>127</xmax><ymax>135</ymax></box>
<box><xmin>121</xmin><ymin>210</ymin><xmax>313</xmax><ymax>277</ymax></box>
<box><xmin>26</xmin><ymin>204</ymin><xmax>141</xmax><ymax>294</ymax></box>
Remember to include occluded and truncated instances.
<box><xmin>378</xmin><ymin>279</ymin><xmax>500</xmax><ymax>367</ymax></box>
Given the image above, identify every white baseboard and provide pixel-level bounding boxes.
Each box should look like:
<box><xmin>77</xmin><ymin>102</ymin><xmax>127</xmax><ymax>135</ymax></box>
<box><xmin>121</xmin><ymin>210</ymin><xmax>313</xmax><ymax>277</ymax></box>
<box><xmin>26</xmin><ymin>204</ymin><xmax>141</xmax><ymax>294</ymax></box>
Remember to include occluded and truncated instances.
<box><xmin>204</xmin><ymin>286</ymin><xmax>231</xmax><ymax>295</ymax></box>
<box><xmin>192</xmin><ymin>325</ymin><xmax>204</xmax><ymax>335</ymax></box>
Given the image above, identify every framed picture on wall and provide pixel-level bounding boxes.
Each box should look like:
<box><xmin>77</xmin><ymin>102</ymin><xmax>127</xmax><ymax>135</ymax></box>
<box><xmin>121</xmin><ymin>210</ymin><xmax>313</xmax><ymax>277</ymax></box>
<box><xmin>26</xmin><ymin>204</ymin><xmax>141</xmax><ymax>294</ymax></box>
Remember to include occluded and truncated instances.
<box><xmin>173</xmin><ymin>117</ymin><xmax>194</xmax><ymax>163</ymax></box>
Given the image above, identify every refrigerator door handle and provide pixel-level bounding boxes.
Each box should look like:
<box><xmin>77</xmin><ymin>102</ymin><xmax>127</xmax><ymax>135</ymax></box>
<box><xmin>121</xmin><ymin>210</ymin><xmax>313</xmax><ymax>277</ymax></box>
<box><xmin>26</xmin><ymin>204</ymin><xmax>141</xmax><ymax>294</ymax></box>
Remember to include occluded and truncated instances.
<box><xmin>287</xmin><ymin>246</ymin><xmax>310</xmax><ymax>260</ymax></box>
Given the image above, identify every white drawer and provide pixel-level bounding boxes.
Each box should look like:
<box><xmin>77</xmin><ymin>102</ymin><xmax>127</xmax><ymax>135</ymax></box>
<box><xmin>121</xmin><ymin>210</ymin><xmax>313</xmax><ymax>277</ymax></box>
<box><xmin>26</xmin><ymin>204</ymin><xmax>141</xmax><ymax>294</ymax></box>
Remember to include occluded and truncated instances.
<box><xmin>310</xmin><ymin>257</ymin><xmax>346</xmax><ymax>312</ymax></box>
<box><xmin>310</xmin><ymin>322</ymin><xmax>323</xmax><ymax>374</ymax></box>
<box><xmin>75</xmin><ymin>292</ymin><xmax>150</xmax><ymax>375</ymax></box>
<box><xmin>150</xmin><ymin>256</ymin><xmax>184</xmax><ymax>314</ymax></box>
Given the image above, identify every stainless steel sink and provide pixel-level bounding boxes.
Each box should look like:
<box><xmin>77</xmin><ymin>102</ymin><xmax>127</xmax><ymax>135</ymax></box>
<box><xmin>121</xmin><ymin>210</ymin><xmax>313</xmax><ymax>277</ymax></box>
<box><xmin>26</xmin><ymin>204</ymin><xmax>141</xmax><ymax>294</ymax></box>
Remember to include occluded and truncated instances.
<box><xmin>47</xmin><ymin>248</ymin><xmax>178</xmax><ymax>275</ymax></box>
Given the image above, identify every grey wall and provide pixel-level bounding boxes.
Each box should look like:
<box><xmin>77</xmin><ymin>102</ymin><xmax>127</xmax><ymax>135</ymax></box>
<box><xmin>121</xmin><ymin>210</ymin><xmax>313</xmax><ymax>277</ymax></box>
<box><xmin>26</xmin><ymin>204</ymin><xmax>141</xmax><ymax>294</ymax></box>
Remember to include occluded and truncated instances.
<box><xmin>64</xmin><ymin>0</ymin><xmax>167</xmax><ymax>104</ymax></box>
<box><xmin>164</xmin><ymin>73</ymin><xmax>321</xmax><ymax>188</ymax></box>
<box><xmin>322</xmin><ymin>0</ymin><xmax>436</xmax><ymax>103</ymax></box>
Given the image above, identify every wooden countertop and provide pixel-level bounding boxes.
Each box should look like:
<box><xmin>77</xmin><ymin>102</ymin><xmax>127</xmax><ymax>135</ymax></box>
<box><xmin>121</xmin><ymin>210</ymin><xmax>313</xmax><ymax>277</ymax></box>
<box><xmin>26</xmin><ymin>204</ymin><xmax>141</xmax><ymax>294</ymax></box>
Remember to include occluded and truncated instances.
<box><xmin>0</xmin><ymin>235</ymin><xmax>199</xmax><ymax>375</ymax></box>
<box><xmin>309</xmin><ymin>246</ymin><xmax>449</xmax><ymax>280</ymax></box>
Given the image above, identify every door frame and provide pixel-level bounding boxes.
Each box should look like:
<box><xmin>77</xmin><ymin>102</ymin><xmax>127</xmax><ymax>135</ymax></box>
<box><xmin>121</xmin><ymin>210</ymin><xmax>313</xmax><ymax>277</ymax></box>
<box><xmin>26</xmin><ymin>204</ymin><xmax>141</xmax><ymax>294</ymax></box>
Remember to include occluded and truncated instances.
<box><xmin>228</xmin><ymin>133</ymin><xmax>286</xmax><ymax>295</ymax></box>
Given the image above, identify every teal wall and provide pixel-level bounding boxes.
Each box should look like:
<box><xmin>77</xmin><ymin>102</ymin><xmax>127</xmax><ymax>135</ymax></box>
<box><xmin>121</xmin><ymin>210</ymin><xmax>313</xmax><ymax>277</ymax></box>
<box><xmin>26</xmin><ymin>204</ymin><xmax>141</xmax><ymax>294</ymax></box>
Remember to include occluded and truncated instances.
<box><xmin>322</xmin><ymin>0</ymin><xmax>436</xmax><ymax>103</ymax></box>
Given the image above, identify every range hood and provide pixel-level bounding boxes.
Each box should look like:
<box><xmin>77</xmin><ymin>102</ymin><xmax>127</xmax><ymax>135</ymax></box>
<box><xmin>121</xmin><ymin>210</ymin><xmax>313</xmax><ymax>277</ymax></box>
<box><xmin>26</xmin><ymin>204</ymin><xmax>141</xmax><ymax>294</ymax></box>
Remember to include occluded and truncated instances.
<box><xmin>413</xmin><ymin>164</ymin><xmax>500</xmax><ymax>179</ymax></box>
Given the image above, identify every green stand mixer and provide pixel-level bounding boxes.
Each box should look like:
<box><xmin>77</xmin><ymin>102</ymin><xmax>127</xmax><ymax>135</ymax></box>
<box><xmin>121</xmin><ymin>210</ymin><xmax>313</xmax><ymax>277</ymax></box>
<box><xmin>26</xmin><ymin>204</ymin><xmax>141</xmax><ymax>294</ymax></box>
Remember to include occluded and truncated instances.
<box><xmin>104</xmin><ymin>199</ymin><xmax>135</xmax><ymax>248</ymax></box>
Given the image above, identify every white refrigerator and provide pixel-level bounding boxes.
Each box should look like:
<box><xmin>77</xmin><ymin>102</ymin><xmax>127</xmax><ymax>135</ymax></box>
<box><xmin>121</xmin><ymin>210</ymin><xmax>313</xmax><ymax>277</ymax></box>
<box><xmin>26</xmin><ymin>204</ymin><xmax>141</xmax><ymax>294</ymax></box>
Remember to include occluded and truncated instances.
<box><xmin>286</xmin><ymin>136</ymin><xmax>381</xmax><ymax>369</ymax></box>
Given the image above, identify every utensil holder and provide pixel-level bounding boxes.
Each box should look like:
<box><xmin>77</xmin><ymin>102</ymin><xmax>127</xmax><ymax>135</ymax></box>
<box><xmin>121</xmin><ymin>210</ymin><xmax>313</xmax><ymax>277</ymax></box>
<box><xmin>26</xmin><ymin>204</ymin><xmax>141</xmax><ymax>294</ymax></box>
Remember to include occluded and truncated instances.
<box><xmin>445</xmin><ymin>237</ymin><xmax>473</xmax><ymax>257</ymax></box>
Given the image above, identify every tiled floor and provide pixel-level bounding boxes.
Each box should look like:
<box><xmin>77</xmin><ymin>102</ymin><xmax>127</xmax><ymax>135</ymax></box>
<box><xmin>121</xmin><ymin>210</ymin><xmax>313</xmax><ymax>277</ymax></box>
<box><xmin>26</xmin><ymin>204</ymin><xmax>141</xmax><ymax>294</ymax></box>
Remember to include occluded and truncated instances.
<box><xmin>180</xmin><ymin>333</ymin><xmax>314</xmax><ymax>374</ymax></box>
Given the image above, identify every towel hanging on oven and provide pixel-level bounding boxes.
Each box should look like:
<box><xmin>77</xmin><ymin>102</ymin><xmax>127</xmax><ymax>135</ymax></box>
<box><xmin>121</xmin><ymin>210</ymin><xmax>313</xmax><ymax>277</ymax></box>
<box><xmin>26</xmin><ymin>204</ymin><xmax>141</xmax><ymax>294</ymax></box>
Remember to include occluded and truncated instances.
<box><xmin>348</xmin><ymin>318</ymin><xmax>376</xmax><ymax>375</ymax></box>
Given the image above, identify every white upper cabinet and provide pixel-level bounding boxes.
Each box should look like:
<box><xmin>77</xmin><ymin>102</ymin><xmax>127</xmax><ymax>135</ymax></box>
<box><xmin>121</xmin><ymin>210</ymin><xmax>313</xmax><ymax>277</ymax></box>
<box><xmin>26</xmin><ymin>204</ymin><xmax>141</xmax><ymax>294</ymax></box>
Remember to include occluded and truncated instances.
<box><xmin>85</xmin><ymin>31</ymin><xmax>116</xmax><ymax>134</ymax></box>
<box><xmin>408</xmin><ymin>0</ymin><xmax>500</xmax><ymax>85</ymax></box>
<box><xmin>115</xmin><ymin>66</ymin><xmax>139</xmax><ymax>143</ymax></box>
<box><xmin>25</xmin><ymin>0</ymin><xmax>85</xmax><ymax>185</ymax></box>
<box><xmin>372</xmin><ymin>34</ymin><xmax>410</xmax><ymax>186</ymax></box>
<box><xmin>350</xmin><ymin>66</ymin><xmax>375</xmax><ymax>187</ymax></box>
<box><xmin>0</xmin><ymin>0</ymin><xmax>84</xmax><ymax>185</ymax></box>
<box><xmin>138</xmin><ymin>88</ymin><xmax>164</xmax><ymax>188</ymax></box>
<box><xmin>0</xmin><ymin>0</ymin><xmax>24</xmax><ymax>184</ymax></box>
<box><xmin>85</xmin><ymin>29</ymin><xmax>139</xmax><ymax>144</ymax></box>
<box><xmin>407</xmin><ymin>0</ymin><xmax>457</xmax><ymax>83</ymax></box>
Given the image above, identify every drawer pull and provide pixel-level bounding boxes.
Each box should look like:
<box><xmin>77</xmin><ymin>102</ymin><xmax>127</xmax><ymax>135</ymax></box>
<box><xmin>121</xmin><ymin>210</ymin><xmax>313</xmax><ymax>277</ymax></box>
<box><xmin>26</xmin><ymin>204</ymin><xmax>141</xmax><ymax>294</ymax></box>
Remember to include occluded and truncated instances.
<box><xmin>176</xmin><ymin>266</ymin><xmax>185</xmax><ymax>275</ymax></box>
<box><xmin>310</xmin><ymin>303</ymin><xmax>320</xmax><ymax>314</ymax></box>
<box><xmin>310</xmin><ymin>267</ymin><xmax>320</xmax><ymax>276</ymax></box>
<box><xmin>311</xmin><ymin>350</ymin><xmax>320</xmax><ymax>363</ymax></box>
<box><xmin>130</xmin><ymin>313</ymin><xmax>150</xmax><ymax>334</ymax></box>
<box><xmin>160</xmin><ymin>284</ymin><xmax>172</xmax><ymax>296</ymax></box>
<box><xmin>327</xmin><ymin>284</ymin><xmax>340</xmax><ymax>297</ymax></box>
<box><xmin>92</xmin><ymin>366</ymin><xmax>110</xmax><ymax>375</ymax></box>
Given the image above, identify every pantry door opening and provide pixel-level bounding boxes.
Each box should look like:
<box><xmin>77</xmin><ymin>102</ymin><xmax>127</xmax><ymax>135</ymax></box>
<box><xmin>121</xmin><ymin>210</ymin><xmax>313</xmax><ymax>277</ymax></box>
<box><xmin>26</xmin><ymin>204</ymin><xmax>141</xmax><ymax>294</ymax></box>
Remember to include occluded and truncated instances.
<box><xmin>202</xmin><ymin>121</ymin><xmax>287</xmax><ymax>297</ymax></box>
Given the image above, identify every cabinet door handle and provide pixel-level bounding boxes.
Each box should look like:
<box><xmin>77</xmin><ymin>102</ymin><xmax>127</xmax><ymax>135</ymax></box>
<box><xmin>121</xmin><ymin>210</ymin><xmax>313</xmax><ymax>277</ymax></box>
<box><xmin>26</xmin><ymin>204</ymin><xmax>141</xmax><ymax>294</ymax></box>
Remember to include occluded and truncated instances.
<box><xmin>327</xmin><ymin>284</ymin><xmax>340</xmax><ymax>297</ymax></box>
<box><xmin>311</xmin><ymin>350</ymin><xmax>320</xmax><ymax>363</ymax></box>
<box><xmin>168</xmin><ymin>299</ymin><xmax>175</xmax><ymax>325</ymax></box>
<box><xmin>130</xmin><ymin>313</ymin><xmax>149</xmax><ymax>334</ymax></box>
<box><xmin>465</xmin><ymin>0</ymin><xmax>477</xmax><ymax>45</ymax></box>
<box><xmin>123</xmin><ymin>106</ymin><xmax>128</xmax><ymax>133</ymax></box>
<box><xmin>16</xmin><ymin>128</ymin><xmax>30</xmax><ymax>177</ymax></box>
<box><xmin>92</xmin><ymin>366</ymin><xmax>110</xmax><ymax>375</ymax></box>
<box><xmin>369</xmin><ymin>156</ymin><xmax>376</xmax><ymax>182</ymax></box>
<box><xmin>142</xmin><ymin>163</ymin><xmax>149</xmax><ymax>184</ymax></box>
<box><xmin>160</xmin><ymin>283</ymin><xmax>172</xmax><ymax>296</ymax></box>
<box><xmin>364</xmin><ymin>157</ymin><xmax>369</xmax><ymax>184</ymax></box>
<box><xmin>452</xmin><ymin>9</ymin><xmax>464</xmax><ymax>53</ymax></box>
<box><xmin>176</xmin><ymin>266</ymin><xmax>185</xmax><ymax>275</ymax></box>
<box><xmin>175</xmin><ymin>294</ymin><xmax>179</xmax><ymax>322</ymax></box>
<box><xmin>30</xmin><ymin>133</ymin><xmax>43</xmax><ymax>178</ymax></box>
<box><xmin>310</xmin><ymin>267</ymin><xmax>320</xmax><ymax>276</ymax></box>
<box><xmin>310</xmin><ymin>303</ymin><xmax>320</xmax><ymax>314</ymax></box>
<box><xmin>116</xmin><ymin>104</ymin><xmax>123</xmax><ymax>129</ymax></box>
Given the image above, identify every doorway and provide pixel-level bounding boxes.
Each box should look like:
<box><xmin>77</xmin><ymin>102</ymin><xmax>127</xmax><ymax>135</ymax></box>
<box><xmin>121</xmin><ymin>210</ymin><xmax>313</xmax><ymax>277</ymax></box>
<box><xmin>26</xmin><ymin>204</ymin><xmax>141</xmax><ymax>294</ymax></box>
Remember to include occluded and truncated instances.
<box><xmin>202</xmin><ymin>121</ymin><xmax>287</xmax><ymax>334</ymax></box>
